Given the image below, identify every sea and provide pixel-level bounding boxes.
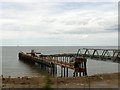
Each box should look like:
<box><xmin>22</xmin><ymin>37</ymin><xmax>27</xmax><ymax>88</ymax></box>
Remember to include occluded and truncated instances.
<box><xmin>1</xmin><ymin>46</ymin><xmax>119</xmax><ymax>77</ymax></box>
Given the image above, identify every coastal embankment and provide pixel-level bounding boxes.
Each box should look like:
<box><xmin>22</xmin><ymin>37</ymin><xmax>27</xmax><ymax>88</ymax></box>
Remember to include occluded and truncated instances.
<box><xmin>1</xmin><ymin>72</ymin><xmax>119</xmax><ymax>88</ymax></box>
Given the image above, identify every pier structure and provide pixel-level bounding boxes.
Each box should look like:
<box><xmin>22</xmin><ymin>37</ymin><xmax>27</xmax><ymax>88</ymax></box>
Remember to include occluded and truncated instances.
<box><xmin>18</xmin><ymin>48</ymin><xmax>120</xmax><ymax>77</ymax></box>
<box><xmin>19</xmin><ymin>51</ymin><xmax>87</xmax><ymax>77</ymax></box>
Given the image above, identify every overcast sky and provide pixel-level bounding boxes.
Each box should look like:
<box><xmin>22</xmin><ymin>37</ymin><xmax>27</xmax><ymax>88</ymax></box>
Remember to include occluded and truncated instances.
<box><xmin>0</xmin><ymin>0</ymin><xmax>119</xmax><ymax>46</ymax></box>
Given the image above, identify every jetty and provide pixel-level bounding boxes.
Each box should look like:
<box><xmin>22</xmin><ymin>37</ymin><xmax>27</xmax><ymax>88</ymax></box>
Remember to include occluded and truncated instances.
<box><xmin>18</xmin><ymin>48</ymin><xmax>120</xmax><ymax>77</ymax></box>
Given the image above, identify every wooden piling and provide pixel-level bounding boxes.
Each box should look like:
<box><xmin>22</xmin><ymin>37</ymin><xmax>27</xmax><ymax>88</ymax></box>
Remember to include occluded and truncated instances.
<box><xmin>64</xmin><ymin>67</ymin><xmax>65</xmax><ymax>77</ymax></box>
<box><xmin>66</xmin><ymin>68</ymin><xmax>68</xmax><ymax>77</ymax></box>
<box><xmin>61</xmin><ymin>66</ymin><xmax>63</xmax><ymax>77</ymax></box>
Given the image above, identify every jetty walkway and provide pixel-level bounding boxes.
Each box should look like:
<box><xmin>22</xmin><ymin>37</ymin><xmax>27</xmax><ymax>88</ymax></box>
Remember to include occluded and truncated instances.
<box><xmin>77</xmin><ymin>48</ymin><xmax>120</xmax><ymax>62</ymax></box>
<box><xmin>18</xmin><ymin>48</ymin><xmax>120</xmax><ymax>77</ymax></box>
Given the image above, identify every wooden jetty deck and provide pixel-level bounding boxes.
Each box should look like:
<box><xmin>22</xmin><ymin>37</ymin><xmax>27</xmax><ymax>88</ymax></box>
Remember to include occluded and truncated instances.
<box><xmin>19</xmin><ymin>51</ymin><xmax>87</xmax><ymax>77</ymax></box>
<box><xmin>18</xmin><ymin>48</ymin><xmax>120</xmax><ymax>77</ymax></box>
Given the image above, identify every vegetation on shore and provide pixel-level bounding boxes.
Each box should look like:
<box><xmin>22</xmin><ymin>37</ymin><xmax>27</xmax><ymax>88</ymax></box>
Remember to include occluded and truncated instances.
<box><xmin>1</xmin><ymin>72</ymin><xmax>119</xmax><ymax>88</ymax></box>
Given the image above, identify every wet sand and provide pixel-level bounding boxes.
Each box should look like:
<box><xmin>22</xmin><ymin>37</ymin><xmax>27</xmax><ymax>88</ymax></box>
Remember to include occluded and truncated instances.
<box><xmin>1</xmin><ymin>72</ymin><xmax>119</xmax><ymax>88</ymax></box>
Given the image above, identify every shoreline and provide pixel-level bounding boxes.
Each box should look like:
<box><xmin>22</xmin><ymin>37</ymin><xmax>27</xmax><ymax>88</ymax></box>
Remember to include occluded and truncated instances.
<box><xmin>1</xmin><ymin>72</ymin><xmax>119</xmax><ymax>88</ymax></box>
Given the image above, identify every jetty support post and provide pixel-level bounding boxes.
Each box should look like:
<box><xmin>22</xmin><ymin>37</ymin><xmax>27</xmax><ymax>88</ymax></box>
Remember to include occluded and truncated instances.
<box><xmin>61</xmin><ymin>66</ymin><xmax>63</xmax><ymax>77</ymax></box>
<box><xmin>73</xmin><ymin>57</ymin><xmax>87</xmax><ymax>77</ymax></box>
<box><xmin>66</xmin><ymin>56</ymin><xmax>69</xmax><ymax>77</ymax></box>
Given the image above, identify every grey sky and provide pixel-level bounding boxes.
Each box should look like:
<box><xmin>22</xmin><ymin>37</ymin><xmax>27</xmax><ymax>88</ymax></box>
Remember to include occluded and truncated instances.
<box><xmin>0</xmin><ymin>0</ymin><xmax>118</xmax><ymax>46</ymax></box>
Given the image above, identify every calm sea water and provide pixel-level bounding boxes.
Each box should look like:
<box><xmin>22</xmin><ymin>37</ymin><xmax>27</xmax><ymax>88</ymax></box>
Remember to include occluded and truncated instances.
<box><xmin>1</xmin><ymin>46</ymin><xmax>119</xmax><ymax>77</ymax></box>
